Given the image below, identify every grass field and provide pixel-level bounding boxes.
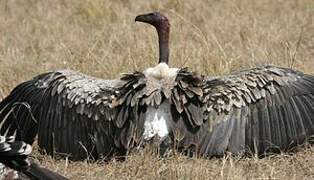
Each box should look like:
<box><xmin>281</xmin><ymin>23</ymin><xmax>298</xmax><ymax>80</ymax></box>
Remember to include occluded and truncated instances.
<box><xmin>0</xmin><ymin>0</ymin><xmax>314</xmax><ymax>179</ymax></box>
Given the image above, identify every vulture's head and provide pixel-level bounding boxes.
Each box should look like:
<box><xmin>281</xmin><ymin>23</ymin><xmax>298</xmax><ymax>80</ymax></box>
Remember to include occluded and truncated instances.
<box><xmin>135</xmin><ymin>12</ymin><xmax>169</xmax><ymax>29</ymax></box>
<box><xmin>113</xmin><ymin>63</ymin><xmax>204</xmax><ymax>153</ymax></box>
<box><xmin>135</xmin><ymin>12</ymin><xmax>170</xmax><ymax>64</ymax></box>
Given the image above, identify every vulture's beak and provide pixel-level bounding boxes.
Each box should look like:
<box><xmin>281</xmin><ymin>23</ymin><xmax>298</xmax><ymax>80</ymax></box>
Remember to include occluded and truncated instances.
<box><xmin>135</xmin><ymin>14</ymin><xmax>151</xmax><ymax>23</ymax></box>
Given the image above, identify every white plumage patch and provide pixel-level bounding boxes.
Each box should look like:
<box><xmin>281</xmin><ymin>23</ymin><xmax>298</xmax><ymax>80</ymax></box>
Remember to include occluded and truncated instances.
<box><xmin>143</xmin><ymin>101</ymin><xmax>172</xmax><ymax>141</ymax></box>
<box><xmin>142</xmin><ymin>63</ymin><xmax>177</xmax><ymax>142</ymax></box>
<box><xmin>143</xmin><ymin>62</ymin><xmax>178</xmax><ymax>80</ymax></box>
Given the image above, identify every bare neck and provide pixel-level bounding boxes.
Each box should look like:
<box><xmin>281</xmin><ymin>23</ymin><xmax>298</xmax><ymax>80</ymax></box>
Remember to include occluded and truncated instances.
<box><xmin>156</xmin><ymin>22</ymin><xmax>170</xmax><ymax>64</ymax></box>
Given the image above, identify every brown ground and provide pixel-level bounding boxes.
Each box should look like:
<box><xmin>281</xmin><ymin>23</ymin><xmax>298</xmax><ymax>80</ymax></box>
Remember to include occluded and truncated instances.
<box><xmin>0</xmin><ymin>0</ymin><xmax>314</xmax><ymax>179</ymax></box>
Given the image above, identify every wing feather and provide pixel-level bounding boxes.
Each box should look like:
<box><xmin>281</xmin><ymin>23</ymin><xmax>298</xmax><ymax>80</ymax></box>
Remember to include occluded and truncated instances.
<box><xmin>297</xmin><ymin>96</ymin><xmax>314</xmax><ymax>135</ymax></box>
<box><xmin>268</xmin><ymin>103</ymin><xmax>281</xmax><ymax>150</ymax></box>
<box><xmin>0</xmin><ymin>69</ymin><xmax>121</xmax><ymax>160</ymax></box>
<box><xmin>229</xmin><ymin>106</ymin><xmax>247</xmax><ymax>154</ymax></box>
<box><xmin>180</xmin><ymin>65</ymin><xmax>314</xmax><ymax>157</ymax></box>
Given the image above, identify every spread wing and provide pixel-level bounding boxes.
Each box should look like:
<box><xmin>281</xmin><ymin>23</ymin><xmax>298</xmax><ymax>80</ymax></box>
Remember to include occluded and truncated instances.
<box><xmin>173</xmin><ymin>65</ymin><xmax>314</xmax><ymax>156</ymax></box>
<box><xmin>0</xmin><ymin>70</ymin><xmax>125</xmax><ymax>160</ymax></box>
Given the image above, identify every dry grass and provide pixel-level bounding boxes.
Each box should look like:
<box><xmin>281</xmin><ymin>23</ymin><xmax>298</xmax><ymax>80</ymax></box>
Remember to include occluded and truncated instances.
<box><xmin>0</xmin><ymin>0</ymin><xmax>314</xmax><ymax>179</ymax></box>
<box><xmin>33</xmin><ymin>146</ymin><xmax>314</xmax><ymax>179</ymax></box>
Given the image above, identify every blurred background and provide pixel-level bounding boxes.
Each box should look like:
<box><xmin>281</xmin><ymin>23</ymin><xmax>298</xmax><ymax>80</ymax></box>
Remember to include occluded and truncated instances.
<box><xmin>1</xmin><ymin>0</ymin><xmax>313</xmax><ymax>96</ymax></box>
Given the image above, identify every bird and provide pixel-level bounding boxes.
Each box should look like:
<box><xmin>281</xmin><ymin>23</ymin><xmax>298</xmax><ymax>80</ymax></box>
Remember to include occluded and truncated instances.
<box><xmin>0</xmin><ymin>135</ymin><xmax>68</xmax><ymax>180</ymax></box>
<box><xmin>120</xmin><ymin>12</ymin><xmax>314</xmax><ymax>157</ymax></box>
<box><xmin>0</xmin><ymin>11</ymin><xmax>314</xmax><ymax>161</ymax></box>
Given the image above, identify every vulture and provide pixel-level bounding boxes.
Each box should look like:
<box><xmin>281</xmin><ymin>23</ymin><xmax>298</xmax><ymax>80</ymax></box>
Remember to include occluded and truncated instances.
<box><xmin>1</xmin><ymin>12</ymin><xmax>314</xmax><ymax>161</ymax></box>
<box><xmin>0</xmin><ymin>135</ymin><xmax>67</xmax><ymax>179</ymax></box>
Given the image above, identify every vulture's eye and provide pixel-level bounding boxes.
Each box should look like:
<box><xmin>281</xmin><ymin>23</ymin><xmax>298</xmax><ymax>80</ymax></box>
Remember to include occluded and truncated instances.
<box><xmin>148</xmin><ymin>13</ymin><xmax>155</xmax><ymax>17</ymax></box>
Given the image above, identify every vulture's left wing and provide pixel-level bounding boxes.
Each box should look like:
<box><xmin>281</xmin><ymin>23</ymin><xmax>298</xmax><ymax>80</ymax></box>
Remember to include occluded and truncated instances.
<box><xmin>200</xmin><ymin>65</ymin><xmax>314</xmax><ymax>156</ymax></box>
<box><xmin>173</xmin><ymin>65</ymin><xmax>314</xmax><ymax>157</ymax></box>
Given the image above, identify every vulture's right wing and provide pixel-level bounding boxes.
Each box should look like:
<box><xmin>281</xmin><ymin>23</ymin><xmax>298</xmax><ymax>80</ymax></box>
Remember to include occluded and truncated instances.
<box><xmin>0</xmin><ymin>70</ymin><xmax>128</xmax><ymax>160</ymax></box>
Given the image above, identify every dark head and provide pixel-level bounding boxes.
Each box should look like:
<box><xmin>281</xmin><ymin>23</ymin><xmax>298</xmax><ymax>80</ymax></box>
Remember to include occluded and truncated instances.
<box><xmin>135</xmin><ymin>12</ymin><xmax>169</xmax><ymax>28</ymax></box>
<box><xmin>135</xmin><ymin>12</ymin><xmax>170</xmax><ymax>64</ymax></box>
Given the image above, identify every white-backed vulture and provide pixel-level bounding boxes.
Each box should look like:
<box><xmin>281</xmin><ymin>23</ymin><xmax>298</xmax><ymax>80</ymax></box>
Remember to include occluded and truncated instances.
<box><xmin>0</xmin><ymin>12</ymin><xmax>314</xmax><ymax>161</ymax></box>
